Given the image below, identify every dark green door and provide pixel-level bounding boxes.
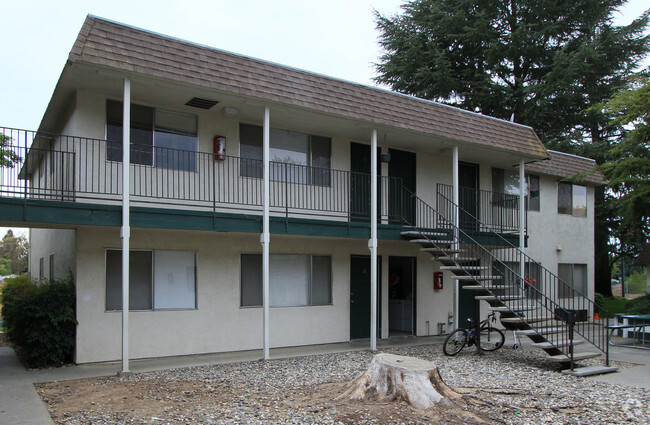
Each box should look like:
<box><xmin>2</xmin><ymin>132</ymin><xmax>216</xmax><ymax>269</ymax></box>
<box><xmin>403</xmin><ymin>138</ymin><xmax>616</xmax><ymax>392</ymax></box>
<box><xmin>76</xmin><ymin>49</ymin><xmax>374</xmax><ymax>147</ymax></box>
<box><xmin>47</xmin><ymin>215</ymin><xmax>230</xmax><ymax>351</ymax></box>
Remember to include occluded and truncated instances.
<box><xmin>388</xmin><ymin>148</ymin><xmax>416</xmax><ymax>224</ymax></box>
<box><xmin>350</xmin><ymin>255</ymin><xmax>382</xmax><ymax>339</ymax></box>
<box><xmin>459</xmin><ymin>162</ymin><xmax>479</xmax><ymax>231</ymax></box>
<box><xmin>350</xmin><ymin>142</ymin><xmax>380</xmax><ymax>222</ymax></box>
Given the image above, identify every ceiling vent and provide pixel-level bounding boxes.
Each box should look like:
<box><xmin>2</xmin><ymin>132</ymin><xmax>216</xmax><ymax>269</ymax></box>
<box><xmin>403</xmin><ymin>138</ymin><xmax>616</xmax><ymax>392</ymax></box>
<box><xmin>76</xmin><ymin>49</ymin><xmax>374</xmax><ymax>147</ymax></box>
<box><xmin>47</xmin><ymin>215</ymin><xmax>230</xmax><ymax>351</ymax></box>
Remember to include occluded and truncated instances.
<box><xmin>185</xmin><ymin>97</ymin><xmax>219</xmax><ymax>110</ymax></box>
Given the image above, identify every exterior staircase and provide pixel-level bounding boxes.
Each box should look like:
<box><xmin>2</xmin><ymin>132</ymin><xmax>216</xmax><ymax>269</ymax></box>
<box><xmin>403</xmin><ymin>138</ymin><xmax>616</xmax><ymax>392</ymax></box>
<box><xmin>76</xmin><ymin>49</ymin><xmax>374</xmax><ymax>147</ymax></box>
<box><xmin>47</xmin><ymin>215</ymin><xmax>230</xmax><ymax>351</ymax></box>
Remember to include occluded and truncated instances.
<box><xmin>397</xmin><ymin>188</ymin><xmax>616</xmax><ymax>375</ymax></box>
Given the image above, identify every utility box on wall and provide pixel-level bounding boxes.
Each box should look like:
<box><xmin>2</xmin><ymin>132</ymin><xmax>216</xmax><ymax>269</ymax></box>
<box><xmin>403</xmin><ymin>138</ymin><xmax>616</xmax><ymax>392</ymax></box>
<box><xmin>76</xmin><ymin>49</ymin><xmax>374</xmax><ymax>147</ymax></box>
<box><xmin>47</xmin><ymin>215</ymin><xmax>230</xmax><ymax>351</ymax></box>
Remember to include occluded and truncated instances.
<box><xmin>433</xmin><ymin>271</ymin><xmax>443</xmax><ymax>290</ymax></box>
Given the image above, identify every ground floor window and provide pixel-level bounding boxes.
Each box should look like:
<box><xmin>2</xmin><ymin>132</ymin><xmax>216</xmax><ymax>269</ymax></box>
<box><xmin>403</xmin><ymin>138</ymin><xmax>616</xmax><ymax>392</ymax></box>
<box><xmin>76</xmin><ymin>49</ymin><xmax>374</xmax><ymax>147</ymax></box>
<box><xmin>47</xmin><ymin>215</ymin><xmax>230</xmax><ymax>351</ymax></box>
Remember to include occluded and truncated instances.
<box><xmin>105</xmin><ymin>249</ymin><xmax>197</xmax><ymax>311</ymax></box>
<box><xmin>558</xmin><ymin>263</ymin><xmax>587</xmax><ymax>298</ymax></box>
<box><xmin>240</xmin><ymin>254</ymin><xmax>331</xmax><ymax>307</ymax></box>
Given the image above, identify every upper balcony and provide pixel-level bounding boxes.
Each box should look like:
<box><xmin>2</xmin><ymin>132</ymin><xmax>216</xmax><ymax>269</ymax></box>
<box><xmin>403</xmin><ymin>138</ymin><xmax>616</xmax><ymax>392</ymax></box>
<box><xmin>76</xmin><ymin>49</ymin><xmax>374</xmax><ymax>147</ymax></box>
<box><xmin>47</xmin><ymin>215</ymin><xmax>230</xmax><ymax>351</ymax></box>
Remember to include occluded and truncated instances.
<box><xmin>0</xmin><ymin>127</ymin><xmax>525</xmax><ymax>242</ymax></box>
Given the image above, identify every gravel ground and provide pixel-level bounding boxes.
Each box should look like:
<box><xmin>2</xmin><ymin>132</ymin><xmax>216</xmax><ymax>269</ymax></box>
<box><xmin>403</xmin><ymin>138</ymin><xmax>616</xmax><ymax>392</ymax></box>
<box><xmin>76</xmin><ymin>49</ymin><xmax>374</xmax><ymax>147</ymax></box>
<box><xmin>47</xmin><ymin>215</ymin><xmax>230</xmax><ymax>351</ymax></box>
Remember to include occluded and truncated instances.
<box><xmin>37</xmin><ymin>345</ymin><xmax>650</xmax><ymax>425</ymax></box>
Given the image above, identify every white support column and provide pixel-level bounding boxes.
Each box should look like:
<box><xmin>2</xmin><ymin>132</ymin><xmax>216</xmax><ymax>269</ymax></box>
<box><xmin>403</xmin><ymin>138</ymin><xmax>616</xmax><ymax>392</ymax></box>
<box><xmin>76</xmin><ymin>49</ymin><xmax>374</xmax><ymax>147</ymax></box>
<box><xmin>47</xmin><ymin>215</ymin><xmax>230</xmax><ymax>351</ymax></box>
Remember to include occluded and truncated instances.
<box><xmin>452</xmin><ymin>146</ymin><xmax>459</xmax><ymax>254</ymax></box>
<box><xmin>370</xmin><ymin>129</ymin><xmax>378</xmax><ymax>351</ymax></box>
<box><xmin>120</xmin><ymin>78</ymin><xmax>131</xmax><ymax>375</ymax></box>
<box><xmin>262</xmin><ymin>106</ymin><xmax>271</xmax><ymax>360</ymax></box>
<box><xmin>519</xmin><ymin>159</ymin><xmax>526</xmax><ymax>281</ymax></box>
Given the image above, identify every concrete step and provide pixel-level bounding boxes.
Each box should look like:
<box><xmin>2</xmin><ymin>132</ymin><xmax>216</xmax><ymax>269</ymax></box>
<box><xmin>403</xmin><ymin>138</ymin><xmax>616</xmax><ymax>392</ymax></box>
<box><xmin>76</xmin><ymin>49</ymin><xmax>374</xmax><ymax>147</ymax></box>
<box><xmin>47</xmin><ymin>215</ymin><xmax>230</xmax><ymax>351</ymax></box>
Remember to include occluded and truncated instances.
<box><xmin>531</xmin><ymin>339</ymin><xmax>586</xmax><ymax>349</ymax></box>
<box><xmin>547</xmin><ymin>351</ymin><xmax>601</xmax><ymax>362</ymax></box>
<box><xmin>561</xmin><ymin>365</ymin><xmax>618</xmax><ymax>377</ymax></box>
<box><xmin>422</xmin><ymin>247</ymin><xmax>463</xmax><ymax>254</ymax></box>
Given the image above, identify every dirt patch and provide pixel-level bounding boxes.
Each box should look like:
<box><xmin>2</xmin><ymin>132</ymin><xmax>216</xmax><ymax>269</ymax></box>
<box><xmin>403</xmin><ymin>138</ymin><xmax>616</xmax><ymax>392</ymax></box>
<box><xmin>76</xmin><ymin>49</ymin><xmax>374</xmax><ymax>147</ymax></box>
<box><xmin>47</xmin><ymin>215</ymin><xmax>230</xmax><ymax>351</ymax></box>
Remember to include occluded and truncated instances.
<box><xmin>37</xmin><ymin>377</ymin><xmax>496</xmax><ymax>424</ymax></box>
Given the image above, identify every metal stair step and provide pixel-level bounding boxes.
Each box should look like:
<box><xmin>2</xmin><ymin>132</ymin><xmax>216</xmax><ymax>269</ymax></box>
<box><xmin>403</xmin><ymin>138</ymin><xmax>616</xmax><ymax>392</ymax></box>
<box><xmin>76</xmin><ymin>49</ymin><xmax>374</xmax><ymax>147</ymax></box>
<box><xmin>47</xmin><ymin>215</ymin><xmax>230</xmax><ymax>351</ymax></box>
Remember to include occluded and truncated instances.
<box><xmin>500</xmin><ymin>316</ymin><xmax>549</xmax><ymax>324</ymax></box>
<box><xmin>440</xmin><ymin>266</ymin><xmax>488</xmax><ymax>271</ymax></box>
<box><xmin>410</xmin><ymin>239</ymin><xmax>453</xmax><ymax>245</ymax></box>
<box><xmin>453</xmin><ymin>275</ymin><xmax>503</xmax><ymax>281</ymax></box>
<box><xmin>488</xmin><ymin>305</ymin><xmax>537</xmax><ymax>312</ymax></box>
<box><xmin>474</xmin><ymin>295</ymin><xmax>525</xmax><ymax>301</ymax></box>
<box><xmin>547</xmin><ymin>352</ymin><xmax>602</xmax><ymax>362</ymax></box>
<box><xmin>515</xmin><ymin>327</ymin><xmax>564</xmax><ymax>336</ymax></box>
<box><xmin>401</xmin><ymin>230</ymin><xmax>448</xmax><ymax>238</ymax></box>
<box><xmin>434</xmin><ymin>256</ymin><xmax>479</xmax><ymax>262</ymax></box>
<box><xmin>531</xmin><ymin>339</ymin><xmax>586</xmax><ymax>349</ymax></box>
<box><xmin>561</xmin><ymin>365</ymin><xmax>618</xmax><ymax>376</ymax></box>
<box><xmin>463</xmin><ymin>285</ymin><xmax>509</xmax><ymax>291</ymax></box>
<box><xmin>421</xmin><ymin>247</ymin><xmax>463</xmax><ymax>254</ymax></box>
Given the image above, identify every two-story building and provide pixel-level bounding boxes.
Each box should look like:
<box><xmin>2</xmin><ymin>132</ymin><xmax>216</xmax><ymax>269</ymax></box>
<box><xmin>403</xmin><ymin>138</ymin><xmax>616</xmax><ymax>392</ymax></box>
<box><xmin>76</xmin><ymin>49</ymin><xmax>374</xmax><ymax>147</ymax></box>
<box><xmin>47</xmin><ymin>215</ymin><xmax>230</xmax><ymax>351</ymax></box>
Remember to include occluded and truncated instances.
<box><xmin>1</xmin><ymin>16</ymin><xmax>604</xmax><ymax>366</ymax></box>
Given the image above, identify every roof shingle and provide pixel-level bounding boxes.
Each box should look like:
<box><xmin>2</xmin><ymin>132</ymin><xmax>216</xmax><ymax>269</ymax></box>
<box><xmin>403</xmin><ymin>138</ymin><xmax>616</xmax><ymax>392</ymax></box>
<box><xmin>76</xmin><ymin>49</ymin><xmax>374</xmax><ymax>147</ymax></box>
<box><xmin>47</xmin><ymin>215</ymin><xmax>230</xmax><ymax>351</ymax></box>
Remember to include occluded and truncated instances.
<box><xmin>68</xmin><ymin>16</ymin><xmax>548</xmax><ymax>159</ymax></box>
<box><xmin>524</xmin><ymin>150</ymin><xmax>604</xmax><ymax>185</ymax></box>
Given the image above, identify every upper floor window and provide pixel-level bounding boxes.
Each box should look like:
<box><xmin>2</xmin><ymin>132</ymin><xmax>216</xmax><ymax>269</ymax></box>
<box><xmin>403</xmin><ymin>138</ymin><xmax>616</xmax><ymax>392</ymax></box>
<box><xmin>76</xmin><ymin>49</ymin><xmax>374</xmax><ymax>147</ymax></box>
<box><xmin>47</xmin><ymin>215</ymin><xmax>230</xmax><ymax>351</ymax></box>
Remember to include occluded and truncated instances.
<box><xmin>106</xmin><ymin>100</ymin><xmax>198</xmax><ymax>171</ymax></box>
<box><xmin>526</xmin><ymin>175</ymin><xmax>540</xmax><ymax>212</ymax></box>
<box><xmin>492</xmin><ymin>168</ymin><xmax>540</xmax><ymax>211</ymax></box>
<box><xmin>557</xmin><ymin>182</ymin><xmax>586</xmax><ymax>217</ymax></box>
<box><xmin>239</xmin><ymin>123</ymin><xmax>331</xmax><ymax>185</ymax></box>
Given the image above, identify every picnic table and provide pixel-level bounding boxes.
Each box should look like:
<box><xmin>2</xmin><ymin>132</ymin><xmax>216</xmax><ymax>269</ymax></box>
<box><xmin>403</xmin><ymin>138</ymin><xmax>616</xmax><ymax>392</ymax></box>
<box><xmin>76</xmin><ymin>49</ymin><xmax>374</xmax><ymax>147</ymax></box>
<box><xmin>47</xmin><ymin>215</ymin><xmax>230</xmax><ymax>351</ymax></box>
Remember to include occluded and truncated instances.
<box><xmin>607</xmin><ymin>314</ymin><xmax>650</xmax><ymax>350</ymax></box>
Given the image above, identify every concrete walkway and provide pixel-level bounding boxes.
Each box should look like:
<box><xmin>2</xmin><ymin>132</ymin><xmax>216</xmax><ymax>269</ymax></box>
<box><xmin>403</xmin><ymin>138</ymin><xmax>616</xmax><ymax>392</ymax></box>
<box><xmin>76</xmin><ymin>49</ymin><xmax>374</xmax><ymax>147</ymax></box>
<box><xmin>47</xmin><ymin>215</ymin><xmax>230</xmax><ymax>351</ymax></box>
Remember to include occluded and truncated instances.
<box><xmin>1</xmin><ymin>336</ymin><xmax>648</xmax><ymax>425</ymax></box>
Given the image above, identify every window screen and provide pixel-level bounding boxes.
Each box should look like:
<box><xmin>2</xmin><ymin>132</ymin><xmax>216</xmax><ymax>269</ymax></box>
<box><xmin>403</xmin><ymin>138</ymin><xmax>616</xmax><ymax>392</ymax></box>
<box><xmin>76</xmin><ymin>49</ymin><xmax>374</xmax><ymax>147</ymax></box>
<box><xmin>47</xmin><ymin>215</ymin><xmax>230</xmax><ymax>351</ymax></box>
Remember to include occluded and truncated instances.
<box><xmin>527</xmin><ymin>175</ymin><xmax>540</xmax><ymax>212</ymax></box>
<box><xmin>557</xmin><ymin>182</ymin><xmax>572</xmax><ymax>215</ymax></box>
<box><xmin>572</xmin><ymin>185</ymin><xmax>587</xmax><ymax>217</ymax></box>
<box><xmin>154</xmin><ymin>250</ymin><xmax>196</xmax><ymax>309</ymax></box>
<box><xmin>558</xmin><ymin>263</ymin><xmax>587</xmax><ymax>298</ymax></box>
<box><xmin>240</xmin><ymin>254</ymin><xmax>332</xmax><ymax>307</ymax></box>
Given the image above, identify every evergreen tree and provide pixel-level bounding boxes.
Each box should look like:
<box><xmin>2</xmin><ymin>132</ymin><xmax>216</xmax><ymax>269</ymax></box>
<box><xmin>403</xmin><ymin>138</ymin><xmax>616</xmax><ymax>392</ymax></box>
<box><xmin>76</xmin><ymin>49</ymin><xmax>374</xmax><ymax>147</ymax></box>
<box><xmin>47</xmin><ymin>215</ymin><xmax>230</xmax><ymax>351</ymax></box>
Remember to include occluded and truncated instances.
<box><xmin>0</xmin><ymin>230</ymin><xmax>29</xmax><ymax>275</ymax></box>
<box><xmin>375</xmin><ymin>0</ymin><xmax>650</xmax><ymax>296</ymax></box>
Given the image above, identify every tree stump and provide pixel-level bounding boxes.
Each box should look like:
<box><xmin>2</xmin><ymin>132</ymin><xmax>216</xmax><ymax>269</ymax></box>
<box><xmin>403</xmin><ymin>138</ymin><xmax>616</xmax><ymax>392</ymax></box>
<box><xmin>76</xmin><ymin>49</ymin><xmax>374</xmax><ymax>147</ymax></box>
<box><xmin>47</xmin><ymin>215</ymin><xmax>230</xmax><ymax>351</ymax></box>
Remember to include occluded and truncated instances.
<box><xmin>337</xmin><ymin>353</ymin><xmax>461</xmax><ymax>410</ymax></box>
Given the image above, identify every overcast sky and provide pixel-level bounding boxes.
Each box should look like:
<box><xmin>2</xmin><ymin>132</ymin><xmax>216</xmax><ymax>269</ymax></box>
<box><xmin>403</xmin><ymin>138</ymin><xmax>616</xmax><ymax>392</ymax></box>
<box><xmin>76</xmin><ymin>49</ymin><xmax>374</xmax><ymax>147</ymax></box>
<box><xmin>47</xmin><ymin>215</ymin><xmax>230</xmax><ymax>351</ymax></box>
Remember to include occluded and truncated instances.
<box><xmin>1</xmin><ymin>0</ymin><xmax>649</xmax><ymax>238</ymax></box>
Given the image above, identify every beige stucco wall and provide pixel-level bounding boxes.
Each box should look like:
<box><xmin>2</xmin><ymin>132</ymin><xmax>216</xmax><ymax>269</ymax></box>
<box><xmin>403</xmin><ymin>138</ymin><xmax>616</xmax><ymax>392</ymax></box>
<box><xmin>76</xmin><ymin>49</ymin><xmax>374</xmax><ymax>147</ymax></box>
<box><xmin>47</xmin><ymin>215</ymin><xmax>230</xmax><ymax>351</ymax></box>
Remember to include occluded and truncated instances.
<box><xmin>74</xmin><ymin>227</ymin><xmax>448</xmax><ymax>363</ymax></box>
<box><xmin>526</xmin><ymin>175</ymin><xmax>596</xmax><ymax>303</ymax></box>
<box><xmin>28</xmin><ymin>228</ymin><xmax>76</xmax><ymax>281</ymax></box>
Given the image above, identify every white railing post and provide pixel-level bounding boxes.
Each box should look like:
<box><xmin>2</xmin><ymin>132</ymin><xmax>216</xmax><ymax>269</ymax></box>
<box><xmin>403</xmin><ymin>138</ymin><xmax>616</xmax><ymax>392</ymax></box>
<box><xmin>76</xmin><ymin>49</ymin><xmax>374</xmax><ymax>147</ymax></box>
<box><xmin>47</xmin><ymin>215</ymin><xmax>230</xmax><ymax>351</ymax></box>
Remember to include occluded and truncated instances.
<box><xmin>120</xmin><ymin>78</ymin><xmax>131</xmax><ymax>375</ymax></box>
<box><xmin>452</xmin><ymin>146</ymin><xmax>459</xmax><ymax>254</ymax></box>
<box><xmin>519</xmin><ymin>159</ymin><xmax>526</xmax><ymax>284</ymax></box>
<box><xmin>370</xmin><ymin>129</ymin><xmax>378</xmax><ymax>351</ymax></box>
<box><xmin>262</xmin><ymin>106</ymin><xmax>271</xmax><ymax>360</ymax></box>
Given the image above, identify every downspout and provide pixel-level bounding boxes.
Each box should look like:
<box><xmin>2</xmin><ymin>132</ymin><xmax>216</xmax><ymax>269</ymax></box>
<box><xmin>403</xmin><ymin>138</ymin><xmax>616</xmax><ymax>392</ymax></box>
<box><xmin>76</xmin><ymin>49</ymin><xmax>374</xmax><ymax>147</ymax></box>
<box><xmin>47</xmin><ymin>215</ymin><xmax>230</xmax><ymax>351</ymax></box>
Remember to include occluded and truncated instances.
<box><xmin>262</xmin><ymin>107</ymin><xmax>270</xmax><ymax>360</ymax></box>
<box><xmin>120</xmin><ymin>78</ymin><xmax>131</xmax><ymax>375</ymax></box>
<box><xmin>370</xmin><ymin>129</ymin><xmax>378</xmax><ymax>351</ymax></box>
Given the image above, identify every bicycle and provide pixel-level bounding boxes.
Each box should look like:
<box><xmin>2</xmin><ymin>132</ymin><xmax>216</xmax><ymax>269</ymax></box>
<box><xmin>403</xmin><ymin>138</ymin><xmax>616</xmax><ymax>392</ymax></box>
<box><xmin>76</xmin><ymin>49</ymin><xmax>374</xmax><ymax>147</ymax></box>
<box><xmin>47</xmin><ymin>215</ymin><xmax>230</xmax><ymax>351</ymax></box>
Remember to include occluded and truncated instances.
<box><xmin>443</xmin><ymin>311</ymin><xmax>505</xmax><ymax>356</ymax></box>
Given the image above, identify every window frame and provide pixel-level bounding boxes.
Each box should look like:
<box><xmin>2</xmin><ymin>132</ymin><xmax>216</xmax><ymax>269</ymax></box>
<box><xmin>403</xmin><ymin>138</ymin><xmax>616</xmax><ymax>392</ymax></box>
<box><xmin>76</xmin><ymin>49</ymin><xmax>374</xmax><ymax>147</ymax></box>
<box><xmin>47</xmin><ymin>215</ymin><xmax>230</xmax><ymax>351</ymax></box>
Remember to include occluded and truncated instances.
<box><xmin>526</xmin><ymin>174</ymin><xmax>540</xmax><ymax>212</ymax></box>
<box><xmin>105</xmin><ymin>100</ymin><xmax>199</xmax><ymax>172</ymax></box>
<box><xmin>105</xmin><ymin>248</ymin><xmax>198</xmax><ymax>312</ymax></box>
<box><xmin>239</xmin><ymin>253</ymin><xmax>333</xmax><ymax>308</ymax></box>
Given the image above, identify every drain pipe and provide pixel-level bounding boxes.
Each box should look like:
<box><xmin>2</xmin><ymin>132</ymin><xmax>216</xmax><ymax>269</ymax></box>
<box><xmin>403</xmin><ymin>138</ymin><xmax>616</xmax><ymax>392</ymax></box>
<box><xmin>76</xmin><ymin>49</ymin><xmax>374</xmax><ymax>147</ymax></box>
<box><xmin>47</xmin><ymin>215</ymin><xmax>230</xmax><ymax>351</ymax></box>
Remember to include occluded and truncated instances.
<box><xmin>519</xmin><ymin>159</ymin><xmax>525</xmax><ymax>283</ymax></box>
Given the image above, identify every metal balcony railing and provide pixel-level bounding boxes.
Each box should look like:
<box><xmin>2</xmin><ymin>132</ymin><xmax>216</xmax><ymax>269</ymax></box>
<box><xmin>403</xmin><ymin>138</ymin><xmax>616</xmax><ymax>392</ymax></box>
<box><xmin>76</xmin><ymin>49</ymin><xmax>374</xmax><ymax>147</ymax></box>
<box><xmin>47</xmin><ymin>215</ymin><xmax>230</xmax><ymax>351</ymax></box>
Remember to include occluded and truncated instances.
<box><xmin>0</xmin><ymin>127</ymin><xmax>412</xmax><ymax>223</ymax></box>
<box><xmin>437</xmin><ymin>183</ymin><xmax>526</xmax><ymax>233</ymax></box>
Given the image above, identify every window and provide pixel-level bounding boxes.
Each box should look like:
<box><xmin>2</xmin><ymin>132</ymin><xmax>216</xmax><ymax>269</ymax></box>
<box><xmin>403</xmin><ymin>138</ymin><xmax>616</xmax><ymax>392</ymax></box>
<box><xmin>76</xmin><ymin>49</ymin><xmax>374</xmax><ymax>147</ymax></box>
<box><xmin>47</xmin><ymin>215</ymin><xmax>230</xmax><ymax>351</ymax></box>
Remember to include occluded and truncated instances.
<box><xmin>239</xmin><ymin>123</ymin><xmax>331</xmax><ymax>185</ymax></box>
<box><xmin>492</xmin><ymin>168</ymin><xmax>520</xmax><ymax>208</ymax></box>
<box><xmin>501</xmin><ymin>261</ymin><xmax>542</xmax><ymax>299</ymax></box>
<box><xmin>240</xmin><ymin>254</ymin><xmax>332</xmax><ymax>307</ymax></box>
<box><xmin>557</xmin><ymin>182</ymin><xmax>587</xmax><ymax>216</ymax></box>
<box><xmin>526</xmin><ymin>175</ymin><xmax>540</xmax><ymax>212</ymax></box>
<box><xmin>105</xmin><ymin>249</ymin><xmax>197</xmax><ymax>311</ymax></box>
<box><xmin>106</xmin><ymin>100</ymin><xmax>198</xmax><ymax>171</ymax></box>
<box><xmin>558</xmin><ymin>263</ymin><xmax>587</xmax><ymax>297</ymax></box>
<box><xmin>39</xmin><ymin>257</ymin><xmax>44</xmax><ymax>280</ymax></box>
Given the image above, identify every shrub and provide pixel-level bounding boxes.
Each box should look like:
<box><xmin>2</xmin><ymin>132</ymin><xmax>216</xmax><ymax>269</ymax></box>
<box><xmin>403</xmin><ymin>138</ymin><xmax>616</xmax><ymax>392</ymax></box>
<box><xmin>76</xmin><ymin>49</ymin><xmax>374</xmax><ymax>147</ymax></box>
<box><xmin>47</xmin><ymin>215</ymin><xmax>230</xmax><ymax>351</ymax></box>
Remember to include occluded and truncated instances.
<box><xmin>626</xmin><ymin>294</ymin><xmax>650</xmax><ymax>315</ymax></box>
<box><xmin>1</xmin><ymin>275</ymin><xmax>76</xmax><ymax>368</ymax></box>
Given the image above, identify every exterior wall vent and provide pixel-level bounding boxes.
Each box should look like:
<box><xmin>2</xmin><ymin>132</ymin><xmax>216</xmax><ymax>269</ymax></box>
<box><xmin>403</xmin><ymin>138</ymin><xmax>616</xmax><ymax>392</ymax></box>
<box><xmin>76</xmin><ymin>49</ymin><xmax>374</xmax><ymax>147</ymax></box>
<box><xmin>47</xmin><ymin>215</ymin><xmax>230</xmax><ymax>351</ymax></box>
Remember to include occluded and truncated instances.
<box><xmin>185</xmin><ymin>97</ymin><xmax>219</xmax><ymax>110</ymax></box>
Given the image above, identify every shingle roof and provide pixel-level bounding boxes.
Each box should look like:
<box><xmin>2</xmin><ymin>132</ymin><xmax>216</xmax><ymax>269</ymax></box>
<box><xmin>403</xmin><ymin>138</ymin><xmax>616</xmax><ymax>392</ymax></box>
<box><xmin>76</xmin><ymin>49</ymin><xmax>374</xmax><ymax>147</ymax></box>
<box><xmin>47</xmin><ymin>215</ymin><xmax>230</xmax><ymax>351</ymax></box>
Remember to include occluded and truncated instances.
<box><xmin>67</xmin><ymin>16</ymin><xmax>548</xmax><ymax>160</ymax></box>
<box><xmin>524</xmin><ymin>150</ymin><xmax>604</xmax><ymax>185</ymax></box>
<box><xmin>634</xmin><ymin>244</ymin><xmax>650</xmax><ymax>266</ymax></box>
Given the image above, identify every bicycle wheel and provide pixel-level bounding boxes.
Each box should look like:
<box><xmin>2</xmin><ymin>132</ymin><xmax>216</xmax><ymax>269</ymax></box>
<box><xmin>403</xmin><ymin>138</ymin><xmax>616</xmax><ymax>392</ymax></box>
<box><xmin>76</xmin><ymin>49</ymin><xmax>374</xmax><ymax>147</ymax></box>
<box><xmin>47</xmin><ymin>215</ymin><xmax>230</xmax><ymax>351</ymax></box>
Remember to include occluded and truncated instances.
<box><xmin>478</xmin><ymin>327</ymin><xmax>505</xmax><ymax>352</ymax></box>
<box><xmin>443</xmin><ymin>329</ymin><xmax>468</xmax><ymax>356</ymax></box>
